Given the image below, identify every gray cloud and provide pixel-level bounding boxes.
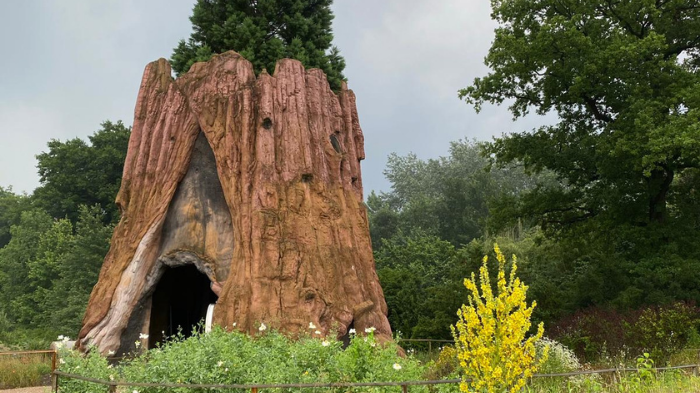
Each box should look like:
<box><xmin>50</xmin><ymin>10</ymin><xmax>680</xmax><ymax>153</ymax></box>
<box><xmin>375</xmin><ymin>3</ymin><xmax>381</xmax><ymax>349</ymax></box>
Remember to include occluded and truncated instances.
<box><xmin>0</xmin><ymin>0</ymin><xmax>553</xmax><ymax>196</ymax></box>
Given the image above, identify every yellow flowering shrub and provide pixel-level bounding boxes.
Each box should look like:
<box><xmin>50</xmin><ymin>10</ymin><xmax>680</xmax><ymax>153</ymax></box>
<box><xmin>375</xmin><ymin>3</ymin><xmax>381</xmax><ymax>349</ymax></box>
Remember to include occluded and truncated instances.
<box><xmin>451</xmin><ymin>244</ymin><xmax>548</xmax><ymax>393</ymax></box>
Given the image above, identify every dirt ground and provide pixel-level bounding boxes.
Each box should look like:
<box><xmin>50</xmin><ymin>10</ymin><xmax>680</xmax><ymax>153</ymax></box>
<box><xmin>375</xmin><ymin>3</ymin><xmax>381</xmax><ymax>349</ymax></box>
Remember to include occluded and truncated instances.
<box><xmin>0</xmin><ymin>388</ymin><xmax>49</xmax><ymax>393</ymax></box>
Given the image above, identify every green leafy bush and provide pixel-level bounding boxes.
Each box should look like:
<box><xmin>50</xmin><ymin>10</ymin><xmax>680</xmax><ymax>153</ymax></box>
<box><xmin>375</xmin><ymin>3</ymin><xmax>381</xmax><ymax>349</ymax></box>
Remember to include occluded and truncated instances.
<box><xmin>550</xmin><ymin>302</ymin><xmax>700</xmax><ymax>363</ymax></box>
<box><xmin>59</xmin><ymin>327</ymin><xmax>425</xmax><ymax>393</ymax></box>
<box><xmin>628</xmin><ymin>303</ymin><xmax>699</xmax><ymax>362</ymax></box>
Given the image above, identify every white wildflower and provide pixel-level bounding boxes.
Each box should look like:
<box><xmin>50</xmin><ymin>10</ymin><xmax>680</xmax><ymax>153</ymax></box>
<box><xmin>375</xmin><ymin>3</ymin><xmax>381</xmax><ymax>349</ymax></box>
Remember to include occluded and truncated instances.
<box><xmin>133</xmin><ymin>390</ymin><xmax>139</xmax><ymax>393</ymax></box>
<box><xmin>59</xmin><ymin>359</ymin><xmax>65</xmax><ymax>364</ymax></box>
<box><xmin>364</xmin><ymin>327</ymin><xmax>376</xmax><ymax>333</ymax></box>
<box><xmin>393</xmin><ymin>363</ymin><xmax>402</xmax><ymax>370</ymax></box>
<box><xmin>217</xmin><ymin>361</ymin><xmax>224</xmax><ymax>367</ymax></box>
<box><xmin>225</xmin><ymin>368</ymin><xmax>229</xmax><ymax>372</ymax></box>
<box><xmin>139</xmin><ymin>333</ymin><xmax>149</xmax><ymax>339</ymax></box>
<box><xmin>322</xmin><ymin>340</ymin><xmax>330</xmax><ymax>347</ymax></box>
<box><xmin>134</xmin><ymin>341</ymin><xmax>141</xmax><ymax>348</ymax></box>
<box><xmin>315</xmin><ymin>330</ymin><xmax>322</xmax><ymax>335</ymax></box>
<box><xmin>309</xmin><ymin>322</ymin><xmax>316</xmax><ymax>329</ymax></box>
<box><xmin>109</xmin><ymin>375</ymin><xmax>115</xmax><ymax>381</ymax></box>
<box><xmin>259</xmin><ymin>322</ymin><xmax>267</xmax><ymax>332</ymax></box>
<box><xmin>108</xmin><ymin>350</ymin><xmax>115</xmax><ymax>356</ymax></box>
<box><xmin>57</xmin><ymin>335</ymin><xmax>65</xmax><ymax>341</ymax></box>
<box><xmin>349</xmin><ymin>328</ymin><xmax>356</xmax><ymax>335</ymax></box>
<box><xmin>232</xmin><ymin>322</ymin><xmax>237</xmax><ymax>327</ymax></box>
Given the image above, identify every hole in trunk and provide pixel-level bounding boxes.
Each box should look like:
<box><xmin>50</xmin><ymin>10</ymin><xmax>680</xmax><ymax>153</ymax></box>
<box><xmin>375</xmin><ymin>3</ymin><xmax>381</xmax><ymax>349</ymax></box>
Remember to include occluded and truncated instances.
<box><xmin>330</xmin><ymin>134</ymin><xmax>342</xmax><ymax>153</ymax></box>
<box><xmin>340</xmin><ymin>320</ymin><xmax>355</xmax><ymax>349</ymax></box>
<box><xmin>148</xmin><ymin>265</ymin><xmax>218</xmax><ymax>348</ymax></box>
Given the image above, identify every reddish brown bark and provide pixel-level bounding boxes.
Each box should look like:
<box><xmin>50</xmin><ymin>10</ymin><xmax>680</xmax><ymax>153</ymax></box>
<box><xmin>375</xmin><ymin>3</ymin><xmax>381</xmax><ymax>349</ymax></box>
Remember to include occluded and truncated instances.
<box><xmin>78</xmin><ymin>52</ymin><xmax>390</xmax><ymax>354</ymax></box>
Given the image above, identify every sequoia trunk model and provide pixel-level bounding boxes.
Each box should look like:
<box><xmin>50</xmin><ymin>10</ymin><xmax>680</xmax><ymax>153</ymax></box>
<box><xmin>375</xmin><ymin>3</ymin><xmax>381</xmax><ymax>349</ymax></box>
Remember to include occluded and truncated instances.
<box><xmin>78</xmin><ymin>51</ymin><xmax>391</xmax><ymax>355</ymax></box>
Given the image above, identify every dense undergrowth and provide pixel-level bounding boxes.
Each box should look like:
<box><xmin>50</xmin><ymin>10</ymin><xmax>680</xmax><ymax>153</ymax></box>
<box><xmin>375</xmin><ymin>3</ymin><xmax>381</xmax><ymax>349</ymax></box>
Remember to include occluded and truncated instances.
<box><xmin>58</xmin><ymin>327</ymin><xmax>425</xmax><ymax>393</ymax></box>
<box><xmin>0</xmin><ymin>354</ymin><xmax>51</xmax><ymax>389</ymax></box>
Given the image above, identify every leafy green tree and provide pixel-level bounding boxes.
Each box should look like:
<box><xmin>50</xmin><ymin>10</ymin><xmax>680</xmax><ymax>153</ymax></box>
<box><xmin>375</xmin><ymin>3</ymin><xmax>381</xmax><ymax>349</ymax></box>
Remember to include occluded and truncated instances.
<box><xmin>0</xmin><ymin>209</ymin><xmax>54</xmax><ymax>325</ymax></box>
<box><xmin>171</xmin><ymin>0</ymin><xmax>346</xmax><ymax>90</ymax></box>
<box><xmin>457</xmin><ymin>0</ymin><xmax>700</xmax><ymax>314</ymax></box>
<box><xmin>376</xmin><ymin>231</ymin><xmax>477</xmax><ymax>339</ymax></box>
<box><xmin>369</xmin><ymin>140</ymin><xmax>547</xmax><ymax>248</ymax></box>
<box><xmin>462</xmin><ymin>0</ymin><xmax>700</xmax><ymax>230</ymax></box>
<box><xmin>33</xmin><ymin>121</ymin><xmax>130</xmax><ymax>225</ymax></box>
<box><xmin>0</xmin><ymin>206</ymin><xmax>113</xmax><ymax>336</ymax></box>
<box><xmin>43</xmin><ymin>206</ymin><xmax>113</xmax><ymax>334</ymax></box>
<box><xmin>0</xmin><ymin>187</ymin><xmax>32</xmax><ymax>248</ymax></box>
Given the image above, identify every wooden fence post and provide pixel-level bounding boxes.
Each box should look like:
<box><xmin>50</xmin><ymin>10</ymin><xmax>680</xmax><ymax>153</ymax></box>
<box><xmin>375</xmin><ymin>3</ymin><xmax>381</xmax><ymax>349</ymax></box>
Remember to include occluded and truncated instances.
<box><xmin>51</xmin><ymin>351</ymin><xmax>58</xmax><ymax>392</ymax></box>
<box><xmin>695</xmin><ymin>350</ymin><xmax>700</xmax><ymax>377</ymax></box>
<box><xmin>402</xmin><ymin>384</ymin><xmax>408</xmax><ymax>393</ymax></box>
<box><xmin>52</xmin><ymin>372</ymin><xmax>59</xmax><ymax>393</ymax></box>
<box><xmin>108</xmin><ymin>383</ymin><xmax>117</xmax><ymax>393</ymax></box>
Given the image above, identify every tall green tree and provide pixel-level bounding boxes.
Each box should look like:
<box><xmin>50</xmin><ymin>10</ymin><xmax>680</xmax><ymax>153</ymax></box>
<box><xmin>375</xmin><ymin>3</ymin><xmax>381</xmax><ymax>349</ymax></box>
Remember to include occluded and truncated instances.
<box><xmin>462</xmin><ymin>0</ymin><xmax>700</xmax><ymax>230</ymax></box>
<box><xmin>0</xmin><ymin>209</ymin><xmax>54</xmax><ymax>325</ymax></box>
<box><xmin>32</xmin><ymin>121</ymin><xmax>130</xmax><ymax>225</ymax></box>
<box><xmin>0</xmin><ymin>187</ymin><xmax>32</xmax><ymax>248</ymax></box>
<box><xmin>0</xmin><ymin>206</ymin><xmax>113</xmax><ymax>336</ymax></box>
<box><xmin>459</xmin><ymin>0</ymin><xmax>700</xmax><ymax>312</ymax></box>
<box><xmin>171</xmin><ymin>0</ymin><xmax>346</xmax><ymax>90</ymax></box>
<box><xmin>43</xmin><ymin>206</ymin><xmax>113</xmax><ymax>334</ymax></box>
<box><xmin>368</xmin><ymin>140</ymin><xmax>548</xmax><ymax>248</ymax></box>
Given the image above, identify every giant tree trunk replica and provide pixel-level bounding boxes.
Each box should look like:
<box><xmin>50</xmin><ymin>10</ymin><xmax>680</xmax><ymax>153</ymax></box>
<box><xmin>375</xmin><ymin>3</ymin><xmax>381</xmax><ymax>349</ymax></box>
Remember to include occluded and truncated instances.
<box><xmin>78</xmin><ymin>51</ymin><xmax>391</xmax><ymax>355</ymax></box>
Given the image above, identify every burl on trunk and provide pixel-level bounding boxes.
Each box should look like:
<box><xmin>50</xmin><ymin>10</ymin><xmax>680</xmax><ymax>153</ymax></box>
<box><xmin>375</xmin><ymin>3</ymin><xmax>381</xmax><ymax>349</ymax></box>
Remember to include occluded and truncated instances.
<box><xmin>78</xmin><ymin>51</ymin><xmax>391</xmax><ymax>355</ymax></box>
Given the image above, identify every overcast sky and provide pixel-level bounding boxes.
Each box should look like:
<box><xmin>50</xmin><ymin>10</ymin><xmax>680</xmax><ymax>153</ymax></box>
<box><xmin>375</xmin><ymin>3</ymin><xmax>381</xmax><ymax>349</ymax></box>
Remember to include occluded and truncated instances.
<box><xmin>0</xmin><ymin>0</ymin><xmax>552</xmax><ymax>196</ymax></box>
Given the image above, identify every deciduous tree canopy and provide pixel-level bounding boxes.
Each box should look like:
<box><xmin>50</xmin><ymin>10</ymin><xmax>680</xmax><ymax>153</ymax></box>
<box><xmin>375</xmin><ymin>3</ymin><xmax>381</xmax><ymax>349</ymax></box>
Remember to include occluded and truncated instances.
<box><xmin>461</xmin><ymin>0</ymin><xmax>700</xmax><ymax>230</ymax></box>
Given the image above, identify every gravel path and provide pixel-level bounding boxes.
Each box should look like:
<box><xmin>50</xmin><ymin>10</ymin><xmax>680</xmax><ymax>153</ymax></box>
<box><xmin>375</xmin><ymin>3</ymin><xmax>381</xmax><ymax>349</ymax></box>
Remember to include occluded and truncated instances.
<box><xmin>0</xmin><ymin>387</ymin><xmax>49</xmax><ymax>393</ymax></box>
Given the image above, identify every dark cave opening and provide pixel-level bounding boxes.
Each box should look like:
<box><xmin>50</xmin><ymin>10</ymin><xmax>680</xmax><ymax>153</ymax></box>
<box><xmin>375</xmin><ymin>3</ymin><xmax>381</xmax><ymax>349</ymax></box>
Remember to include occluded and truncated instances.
<box><xmin>340</xmin><ymin>320</ymin><xmax>355</xmax><ymax>349</ymax></box>
<box><xmin>148</xmin><ymin>264</ymin><xmax>218</xmax><ymax>348</ymax></box>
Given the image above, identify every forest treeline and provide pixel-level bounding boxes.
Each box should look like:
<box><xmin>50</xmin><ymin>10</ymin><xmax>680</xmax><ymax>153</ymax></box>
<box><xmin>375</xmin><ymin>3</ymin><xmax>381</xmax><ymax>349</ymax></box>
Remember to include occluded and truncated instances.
<box><xmin>0</xmin><ymin>121</ymin><xmax>130</xmax><ymax>347</ymax></box>
<box><xmin>1</xmin><ymin>128</ymin><xmax>698</xmax><ymax>347</ymax></box>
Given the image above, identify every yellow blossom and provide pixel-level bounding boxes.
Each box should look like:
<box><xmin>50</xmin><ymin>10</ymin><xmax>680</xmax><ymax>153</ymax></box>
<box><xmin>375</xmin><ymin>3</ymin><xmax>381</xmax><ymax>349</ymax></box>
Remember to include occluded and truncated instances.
<box><xmin>451</xmin><ymin>244</ymin><xmax>548</xmax><ymax>393</ymax></box>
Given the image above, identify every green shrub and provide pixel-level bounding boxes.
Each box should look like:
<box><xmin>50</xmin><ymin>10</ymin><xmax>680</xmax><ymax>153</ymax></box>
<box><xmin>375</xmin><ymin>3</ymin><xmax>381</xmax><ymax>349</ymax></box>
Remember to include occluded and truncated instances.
<box><xmin>550</xmin><ymin>302</ymin><xmax>700</xmax><ymax>363</ymax></box>
<box><xmin>59</xmin><ymin>327</ymin><xmax>425</xmax><ymax>393</ymax></box>
<box><xmin>627</xmin><ymin>302</ymin><xmax>699</xmax><ymax>362</ymax></box>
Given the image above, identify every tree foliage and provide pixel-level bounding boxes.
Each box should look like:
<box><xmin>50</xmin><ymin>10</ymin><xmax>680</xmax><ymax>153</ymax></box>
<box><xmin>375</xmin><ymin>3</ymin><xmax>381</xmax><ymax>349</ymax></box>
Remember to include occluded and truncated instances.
<box><xmin>368</xmin><ymin>140</ymin><xmax>547</xmax><ymax>248</ymax></box>
<box><xmin>0</xmin><ymin>206</ymin><xmax>112</xmax><ymax>335</ymax></box>
<box><xmin>32</xmin><ymin>121</ymin><xmax>130</xmax><ymax>225</ymax></box>
<box><xmin>0</xmin><ymin>187</ymin><xmax>32</xmax><ymax>248</ymax></box>
<box><xmin>171</xmin><ymin>0</ymin><xmax>346</xmax><ymax>91</ymax></box>
<box><xmin>461</xmin><ymin>0</ymin><xmax>700</xmax><ymax>230</ymax></box>
<box><xmin>0</xmin><ymin>121</ymin><xmax>125</xmax><ymax>345</ymax></box>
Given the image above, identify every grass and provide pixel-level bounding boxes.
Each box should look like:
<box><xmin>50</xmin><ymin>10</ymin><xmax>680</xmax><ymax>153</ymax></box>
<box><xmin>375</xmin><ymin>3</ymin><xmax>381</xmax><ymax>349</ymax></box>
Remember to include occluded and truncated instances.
<box><xmin>526</xmin><ymin>370</ymin><xmax>700</xmax><ymax>393</ymax></box>
<box><xmin>0</xmin><ymin>353</ymin><xmax>52</xmax><ymax>389</ymax></box>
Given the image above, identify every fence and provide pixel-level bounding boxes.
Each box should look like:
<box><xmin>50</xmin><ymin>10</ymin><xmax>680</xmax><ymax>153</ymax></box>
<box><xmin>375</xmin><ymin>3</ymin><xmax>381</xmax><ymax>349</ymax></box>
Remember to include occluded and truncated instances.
<box><xmin>0</xmin><ymin>349</ymin><xmax>57</xmax><ymax>367</ymax></box>
<box><xmin>399</xmin><ymin>339</ymin><xmax>452</xmax><ymax>356</ymax></box>
<box><xmin>51</xmin><ymin>362</ymin><xmax>700</xmax><ymax>392</ymax></box>
<box><xmin>0</xmin><ymin>350</ymin><xmax>57</xmax><ymax>390</ymax></box>
<box><xmin>2</xmin><ymin>346</ymin><xmax>699</xmax><ymax>392</ymax></box>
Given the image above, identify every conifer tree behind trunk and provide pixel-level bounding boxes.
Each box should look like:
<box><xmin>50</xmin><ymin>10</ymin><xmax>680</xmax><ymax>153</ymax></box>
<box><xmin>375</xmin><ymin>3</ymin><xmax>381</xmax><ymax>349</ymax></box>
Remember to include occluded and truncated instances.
<box><xmin>171</xmin><ymin>0</ymin><xmax>346</xmax><ymax>91</ymax></box>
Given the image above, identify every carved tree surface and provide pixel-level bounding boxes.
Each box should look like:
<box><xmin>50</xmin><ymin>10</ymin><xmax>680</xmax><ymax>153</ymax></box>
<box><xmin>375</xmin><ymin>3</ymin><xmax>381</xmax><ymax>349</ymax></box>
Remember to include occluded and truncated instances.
<box><xmin>78</xmin><ymin>51</ymin><xmax>391</xmax><ymax>354</ymax></box>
